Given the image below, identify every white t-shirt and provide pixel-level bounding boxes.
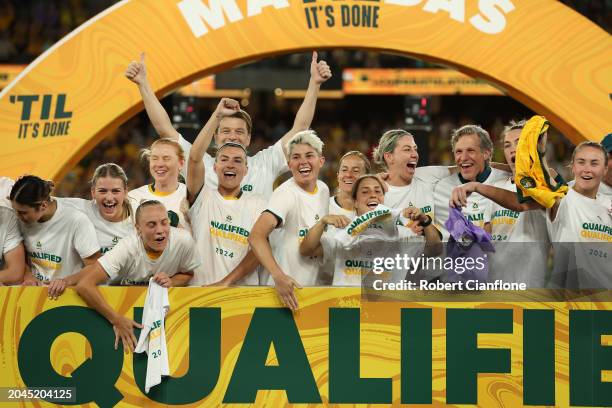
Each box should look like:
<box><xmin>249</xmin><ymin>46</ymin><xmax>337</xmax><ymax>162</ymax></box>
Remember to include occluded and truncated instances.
<box><xmin>414</xmin><ymin>166</ymin><xmax>452</xmax><ymax>185</ymax></box>
<box><xmin>383</xmin><ymin>166</ymin><xmax>450</xmax><ymax>218</ymax></box>
<box><xmin>384</xmin><ymin>178</ymin><xmax>435</xmax><ymax>220</ymax></box>
<box><xmin>486</xmin><ymin>177</ymin><xmax>551</xmax><ymax>287</ymax></box>
<box><xmin>61</xmin><ymin>198</ymin><xmax>136</xmax><ymax>255</ymax></box>
<box><xmin>99</xmin><ymin>227</ymin><xmax>201</xmax><ymax>286</ymax></box>
<box><xmin>20</xmin><ymin>198</ymin><xmax>100</xmax><ymax>282</ymax></box>
<box><xmin>320</xmin><ymin>196</ymin><xmax>355</xmax><ymax>284</ymax></box>
<box><xmin>321</xmin><ymin>222</ymin><xmax>424</xmax><ymax>286</ymax></box>
<box><xmin>178</xmin><ymin>135</ymin><xmax>288</xmax><ymax>198</ymax></box>
<box><xmin>548</xmin><ymin>188</ymin><xmax>611</xmax><ymax>289</ymax></box>
<box><xmin>568</xmin><ymin>179</ymin><xmax>612</xmax><ymax>201</ymax></box>
<box><xmin>597</xmin><ymin>182</ymin><xmax>612</xmax><ymax>201</ymax></box>
<box><xmin>0</xmin><ymin>206</ymin><xmax>22</xmax><ymax>269</ymax></box>
<box><xmin>189</xmin><ymin>186</ymin><xmax>266</xmax><ymax>286</ymax></box>
<box><xmin>129</xmin><ymin>183</ymin><xmax>191</xmax><ymax>233</ymax></box>
<box><xmin>488</xmin><ymin>177</ymin><xmax>520</xmax><ymax>242</ymax></box>
<box><xmin>329</xmin><ymin>196</ymin><xmax>354</xmax><ymax>218</ymax></box>
<box><xmin>434</xmin><ymin>168</ymin><xmax>506</xmax><ymax>240</ymax></box>
<box><xmin>263</xmin><ymin>178</ymin><xmax>330</xmax><ymax>286</ymax></box>
<box><xmin>0</xmin><ymin>177</ymin><xmax>14</xmax><ymax>208</ymax></box>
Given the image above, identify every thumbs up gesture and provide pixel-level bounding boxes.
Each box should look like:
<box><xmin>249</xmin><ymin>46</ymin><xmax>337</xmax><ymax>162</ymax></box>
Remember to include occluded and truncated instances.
<box><xmin>125</xmin><ymin>52</ymin><xmax>147</xmax><ymax>85</ymax></box>
<box><xmin>310</xmin><ymin>51</ymin><xmax>332</xmax><ymax>85</ymax></box>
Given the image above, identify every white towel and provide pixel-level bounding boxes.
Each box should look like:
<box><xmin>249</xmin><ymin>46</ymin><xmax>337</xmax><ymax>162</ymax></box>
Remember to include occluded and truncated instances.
<box><xmin>135</xmin><ymin>278</ymin><xmax>170</xmax><ymax>393</ymax></box>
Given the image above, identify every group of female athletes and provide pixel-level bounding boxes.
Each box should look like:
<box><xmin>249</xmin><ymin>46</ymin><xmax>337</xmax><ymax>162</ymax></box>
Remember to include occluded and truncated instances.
<box><xmin>1</xmin><ymin>53</ymin><xmax>610</xmax><ymax>319</ymax></box>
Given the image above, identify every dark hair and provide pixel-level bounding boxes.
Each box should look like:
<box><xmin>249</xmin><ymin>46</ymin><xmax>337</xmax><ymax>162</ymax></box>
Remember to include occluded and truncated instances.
<box><xmin>135</xmin><ymin>200</ymin><xmax>165</xmax><ymax>223</ymax></box>
<box><xmin>351</xmin><ymin>174</ymin><xmax>385</xmax><ymax>201</ymax></box>
<box><xmin>9</xmin><ymin>175</ymin><xmax>54</xmax><ymax>208</ymax></box>
<box><xmin>217</xmin><ymin>110</ymin><xmax>253</xmax><ymax>135</ymax></box>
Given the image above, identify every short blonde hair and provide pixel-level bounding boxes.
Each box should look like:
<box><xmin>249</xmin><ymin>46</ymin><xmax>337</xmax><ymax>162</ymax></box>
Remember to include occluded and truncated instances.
<box><xmin>287</xmin><ymin>130</ymin><xmax>324</xmax><ymax>156</ymax></box>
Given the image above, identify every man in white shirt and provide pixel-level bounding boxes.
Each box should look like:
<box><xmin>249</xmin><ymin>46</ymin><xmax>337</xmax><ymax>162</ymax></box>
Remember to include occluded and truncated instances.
<box><xmin>249</xmin><ymin>130</ymin><xmax>330</xmax><ymax>310</ymax></box>
<box><xmin>434</xmin><ymin>125</ymin><xmax>508</xmax><ymax>238</ymax></box>
<box><xmin>455</xmin><ymin>121</ymin><xmax>551</xmax><ymax>286</ymax></box>
<box><xmin>125</xmin><ymin>52</ymin><xmax>331</xmax><ymax>198</ymax></box>
<box><xmin>187</xmin><ymin>133</ymin><xmax>266</xmax><ymax>285</ymax></box>
<box><xmin>47</xmin><ymin>201</ymin><xmax>199</xmax><ymax>351</ymax></box>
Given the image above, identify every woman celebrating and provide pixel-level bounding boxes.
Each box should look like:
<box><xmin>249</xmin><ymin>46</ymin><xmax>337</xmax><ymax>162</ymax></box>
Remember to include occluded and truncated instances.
<box><xmin>130</xmin><ymin>139</ymin><xmax>191</xmax><ymax>232</ymax></box>
<box><xmin>62</xmin><ymin>163</ymin><xmax>135</xmax><ymax>254</ymax></box>
<box><xmin>300</xmin><ymin>175</ymin><xmax>442</xmax><ymax>286</ymax></box>
<box><xmin>329</xmin><ymin>151</ymin><xmax>371</xmax><ymax>217</ymax></box>
<box><xmin>10</xmin><ymin>176</ymin><xmax>100</xmax><ymax>284</ymax></box>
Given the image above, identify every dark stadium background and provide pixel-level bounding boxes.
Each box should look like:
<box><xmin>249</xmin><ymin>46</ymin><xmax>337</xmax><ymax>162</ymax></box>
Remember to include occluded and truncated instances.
<box><xmin>1</xmin><ymin>0</ymin><xmax>609</xmax><ymax>197</ymax></box>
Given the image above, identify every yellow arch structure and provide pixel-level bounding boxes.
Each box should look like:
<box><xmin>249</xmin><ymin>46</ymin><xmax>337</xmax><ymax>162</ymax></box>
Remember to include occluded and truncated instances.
<box><xmin>0</xmin><ymin>0</ymin><xmax>610</xmax><ymax>180</ymax></box>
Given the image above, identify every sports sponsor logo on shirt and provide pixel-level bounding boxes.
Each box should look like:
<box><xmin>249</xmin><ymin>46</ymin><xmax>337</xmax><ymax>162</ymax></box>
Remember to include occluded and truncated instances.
<box><xmin>241</xmin><ymin>185</ymin><xmax>253</xmax><ymax>192</ymax></box>
<box><xmin>298</xmin><ymin>228</ymin><xmax>309</xmax><ymax>243</ymax></box>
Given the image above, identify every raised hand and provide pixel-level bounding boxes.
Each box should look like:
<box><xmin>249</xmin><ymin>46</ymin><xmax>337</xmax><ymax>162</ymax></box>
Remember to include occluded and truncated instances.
<box><xmin>310</xmin><ymin>51</ymin><xmax>332</xmax><ymax>85</ymax></box>
<box><xmin>125</xmin><ymin>52</ymin><xmax>147</xmax><ymax>85</ymax></box>
<box><xmin>215</xmin><ymin>97</ymin><xmax>241</xmax><ymax>118</ymax></box>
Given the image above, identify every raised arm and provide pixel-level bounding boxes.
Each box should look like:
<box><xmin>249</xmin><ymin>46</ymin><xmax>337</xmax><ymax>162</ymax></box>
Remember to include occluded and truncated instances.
<box><xmin>186</xmin><ymin>98</ymin><xmax>240</xmax><ymax>204</ymax></box>
<box><xmin>125</xmin><ymin>52</ymin><xmax>181</xmax><ymax>140</ymax></box>
<box><xmin>248</xmin><ymin>212</ymin><xmax>301</xmax><ymax>310</ymax></box>
<box><xmin>75</xmin><ymin>262</ymin><xmax>143</xmax><ymax>352</ymax></box>
<box><xmin>279</xmin><ymin>51</ymin><xmax>331</xmax><ymax>155</ymax></box>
